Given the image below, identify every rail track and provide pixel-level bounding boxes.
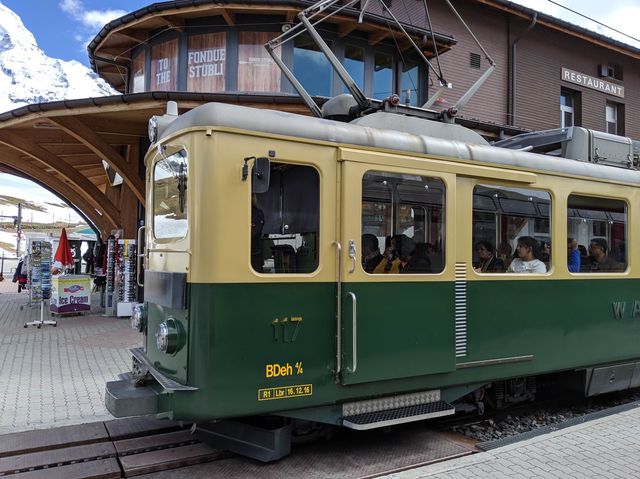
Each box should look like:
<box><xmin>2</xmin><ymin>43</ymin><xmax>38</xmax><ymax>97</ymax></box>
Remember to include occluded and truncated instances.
<box><xmin>0</xmin><ymin>417</ymin><xmax>476</xmax><ymax>478</ymax></box>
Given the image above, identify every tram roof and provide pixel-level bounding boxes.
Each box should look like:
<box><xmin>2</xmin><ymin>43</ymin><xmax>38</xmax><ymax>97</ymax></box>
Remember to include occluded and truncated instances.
<box><xmin>161</xmin><ymin>102</ymin><xmax>640</xmax><ymax>186</ymax></box>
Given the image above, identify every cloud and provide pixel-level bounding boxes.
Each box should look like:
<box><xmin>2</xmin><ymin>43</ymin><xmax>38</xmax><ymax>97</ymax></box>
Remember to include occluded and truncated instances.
<box><xmin>59</xmin><ymin>0</ymin><xmax>126</xmax><ymax>31</ymax></box>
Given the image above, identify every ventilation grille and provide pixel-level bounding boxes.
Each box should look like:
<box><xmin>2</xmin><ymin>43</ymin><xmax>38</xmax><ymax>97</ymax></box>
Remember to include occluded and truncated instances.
<box><xmin>455</xmin><ymin>262</ymin><xmax>467</xmax><ymax>357</ymax></box>
<box><xmin>470</xmin><ymin>52</ymin><xmax>481</xmax><ymax>69</ymax></box>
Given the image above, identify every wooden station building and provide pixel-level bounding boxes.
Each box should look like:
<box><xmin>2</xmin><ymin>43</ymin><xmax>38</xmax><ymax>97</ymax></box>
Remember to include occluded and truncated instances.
<box><xmin>0</xmin><ymin>0</ymin><xmax>638</xmax><ymax>238</ymax></box>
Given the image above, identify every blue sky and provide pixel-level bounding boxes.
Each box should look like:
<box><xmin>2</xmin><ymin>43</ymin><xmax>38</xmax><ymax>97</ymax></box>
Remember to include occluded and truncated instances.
<box><xmin>1</xmin><ymin>0</ymin><xmax>150</xmax><ymax>65</ymax></box>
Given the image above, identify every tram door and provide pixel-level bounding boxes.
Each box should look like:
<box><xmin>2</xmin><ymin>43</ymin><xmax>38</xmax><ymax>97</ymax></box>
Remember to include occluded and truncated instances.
<box><xmin>339</xmin><ymin>157</ymin><xmax>456</xmax><ymax>385</ymax></box>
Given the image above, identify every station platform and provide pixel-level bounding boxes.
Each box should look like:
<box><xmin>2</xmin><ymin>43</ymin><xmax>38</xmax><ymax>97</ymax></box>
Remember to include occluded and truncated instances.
<box><xmin>0</xmin><ymin>278</ymin><xmax>140</xmax><ymax>435</ymax></box>
<box><xmin>384</xmin><ymin>401</ymin><xmax>640</xmax><ymax>478</ymax></box>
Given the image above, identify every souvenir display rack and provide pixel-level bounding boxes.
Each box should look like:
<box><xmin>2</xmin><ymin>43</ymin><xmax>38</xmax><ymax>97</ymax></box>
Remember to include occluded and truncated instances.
<box><xmin>24</xmin><ymin>240</ymin><xmax>57</xmax><ymax>328</ymax></box>
<box><xmin>105</xmin><ymin>237</ymin><xmax>137</xmax><ymax>317</ymax></box>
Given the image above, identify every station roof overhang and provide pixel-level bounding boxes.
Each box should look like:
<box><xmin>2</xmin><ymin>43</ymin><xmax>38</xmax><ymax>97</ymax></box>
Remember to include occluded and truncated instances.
<box><xmin>88</xmin><ymin>0</ymin><xmax>457</xmax><ymax>92</ymax></box>
<box><xmin>0</xmin><ymin>92</ymin><xmax>313</xmax><ymax>238</ymax></box>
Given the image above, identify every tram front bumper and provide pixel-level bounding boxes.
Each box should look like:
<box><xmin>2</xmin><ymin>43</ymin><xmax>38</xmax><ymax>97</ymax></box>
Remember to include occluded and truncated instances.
<box><xmin>105</xmin><ymin>376</ymin><xmax>160</xmax><ymax>417</ymax></box>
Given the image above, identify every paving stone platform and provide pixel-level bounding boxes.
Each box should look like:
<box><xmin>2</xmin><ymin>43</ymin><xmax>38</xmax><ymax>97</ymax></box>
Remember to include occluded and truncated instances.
<box><xmin>384</xmin><ymin>401</ymin><xmax>640</xmax><ymax>478</ymax></box>
<box><xmin>0</xmin><ymin>278</ymin><xmax>140</xmax><ymax>435</ymax></box>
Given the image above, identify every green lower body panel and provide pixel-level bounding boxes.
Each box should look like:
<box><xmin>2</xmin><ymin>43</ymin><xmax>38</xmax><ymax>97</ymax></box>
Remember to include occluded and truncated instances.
<box><xmin>136</xmin><ymin>278</ymin><xmax>640</xmax><ymax>423</ymax></box>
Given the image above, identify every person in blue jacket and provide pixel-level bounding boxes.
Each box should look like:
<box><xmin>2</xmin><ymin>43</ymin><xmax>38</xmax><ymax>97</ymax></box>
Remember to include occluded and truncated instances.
<box><xmin>567</xmin><ymin>237</ymin><xmax>580</xmax><ymax>272</ymax></box>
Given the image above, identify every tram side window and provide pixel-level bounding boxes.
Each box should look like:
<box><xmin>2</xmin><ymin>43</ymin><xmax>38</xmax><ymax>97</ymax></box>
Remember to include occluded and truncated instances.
<box><xmin>153</xmin><ymin>149</ymin><xmax>188</xmax><ymax>240</ymax></box>
<box><xmin>251</xmin><ymin>163</ymin><xmax>319</xmax><ymax>274</ymax></box>
<box><xmin>362</xmin><ymin>171</ymin><xmax>445</xmax><ymax>274</ymax></box>
<box><xmin>567</xmin><ymin>195</ymin><xmax>626</xmax><ymax>273</ymax></box>
<box><xmin>472</xmin><ymin>185</ymin><xmax>551</xmax><ymax>274</ymax></box>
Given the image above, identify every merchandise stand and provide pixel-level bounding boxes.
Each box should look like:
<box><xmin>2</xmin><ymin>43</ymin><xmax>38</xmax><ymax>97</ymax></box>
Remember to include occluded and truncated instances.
<box><xmin>105</xmin><ymin>237</ymin><xmax>137</xmax><ymax>317</ymax></box>
<box><xmin>24</xmin><ymin>240</ymin><xmax>57</xmax><ymax>328</ymax></box>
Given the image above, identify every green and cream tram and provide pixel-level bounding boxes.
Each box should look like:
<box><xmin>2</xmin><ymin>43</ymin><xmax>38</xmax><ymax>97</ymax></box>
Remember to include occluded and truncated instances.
<box><xmin>107</xmin><ymin>100</ymin><xmax>640</xmax><ymax>460</ymax></box>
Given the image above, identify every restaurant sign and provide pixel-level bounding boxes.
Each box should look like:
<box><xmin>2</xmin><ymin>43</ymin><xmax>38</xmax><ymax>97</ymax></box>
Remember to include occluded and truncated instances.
<box><xmin>561</xmin><ymin>68</ymin><xmax>624</xmax><ymax>98</ymax></box>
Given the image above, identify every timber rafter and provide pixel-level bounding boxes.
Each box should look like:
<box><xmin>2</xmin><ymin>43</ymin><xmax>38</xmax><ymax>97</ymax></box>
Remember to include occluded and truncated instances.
<box><xmin>49</xmin><ymin>116</ymin><xmax>145</xmax><ymax>205</ymax></box>
<box><xmin>0</xmin><ymin>152</ymin><xmax>113</xmax><ymax>234</ymax></box>
<box><xmin>0</xmin><ymin>133</ymin><xmax>121</xmax><ymax>229</ymax></box>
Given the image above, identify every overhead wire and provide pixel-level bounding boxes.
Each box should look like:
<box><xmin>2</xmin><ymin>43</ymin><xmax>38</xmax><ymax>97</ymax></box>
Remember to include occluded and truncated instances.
<box><xmin>546</xmin><ymin>0</ymin><xmax>640</xmax><ymax>45</ymax></box>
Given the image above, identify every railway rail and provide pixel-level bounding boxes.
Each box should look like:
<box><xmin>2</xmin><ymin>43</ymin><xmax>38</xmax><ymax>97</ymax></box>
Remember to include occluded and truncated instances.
<box><xmin>0</xmin><ymin>417</ymin><xmax>475</xmax><ymax>478</ymax></box>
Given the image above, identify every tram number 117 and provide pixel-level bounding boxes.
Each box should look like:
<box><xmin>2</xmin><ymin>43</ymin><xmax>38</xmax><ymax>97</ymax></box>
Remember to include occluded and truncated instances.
<box><xmin>271</xmin><ymin>316</ymin><xmax>303</xmax><ymax>343</ymax></box>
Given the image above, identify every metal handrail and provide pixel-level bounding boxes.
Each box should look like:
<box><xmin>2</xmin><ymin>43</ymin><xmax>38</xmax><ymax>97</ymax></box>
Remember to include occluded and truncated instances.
<box><xmin>136</xmin><ymin>225</ymin><xmax>146</xmax><ymax>287</ymax></box>
<box><xmin>333</xmin><ymin>240</ymin><xmax>342</xmax><ymax>383</ymax></box>
<box><xmin>346</xmin><ymin>292</ymin><xmax>357</xmax><ymax>373</ymax></box>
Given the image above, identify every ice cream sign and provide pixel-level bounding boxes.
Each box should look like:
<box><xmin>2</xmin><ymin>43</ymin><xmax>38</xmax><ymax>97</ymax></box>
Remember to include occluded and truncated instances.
<box><xmin>50</xmin><ymin>276</ymin><xmax>91</xmax><ymax>314</ymax></box>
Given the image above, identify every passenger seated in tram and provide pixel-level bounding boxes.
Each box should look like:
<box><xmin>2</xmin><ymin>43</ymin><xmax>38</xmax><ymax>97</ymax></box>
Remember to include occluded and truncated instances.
<box><xmin>402</xmin><ymin>242</ymin><xmax>432</xmax><ymax>274</ymax></box>
<box><xmin>496</xmin><ymin>242</ymin><xmax>513</xmax><ymax>270</ymax></box>
<box><xmin>507</xmin><ymin>236</ymin><xmax>547</xmax><ymax>273</ymax></box>
<box><xmin>473</xmin><ymin>240</ymin><xmax>504</xmax><ymax>273</ymax></box>
<box><xmin>582</xmin><ymin>238</ymin><xmax>624</xmax><ymax>272</ymax></box>
<box><xmin>374</xmin><ymin>234</ymin><xmax>414</xmax><ymax>274</ymax></box>
<box><xmin>567</xmin><ymin>237</ymin><xmax>580</xmax><ymax>273</ymax></box>
<box><xmin>361</xmin><ymin>234</ymin><xmax>383</xmax><ymax>273</ymax></box>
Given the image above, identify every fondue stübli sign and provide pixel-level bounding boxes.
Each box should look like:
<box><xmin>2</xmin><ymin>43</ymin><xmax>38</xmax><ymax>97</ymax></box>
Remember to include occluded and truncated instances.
<box><xmin>188</xmin><ymin>49</ymin><xmax>225</xmax><ymax>78</ymax></box>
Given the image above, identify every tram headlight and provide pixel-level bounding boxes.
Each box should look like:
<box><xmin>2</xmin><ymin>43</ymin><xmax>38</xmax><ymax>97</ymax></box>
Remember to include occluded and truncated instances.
<box><xmin>130</xmin><ymin>303</ymin><xmax>146</xmax><ymax>332</ymax></box>
<box><xmin>155</xmin><ymin>318</ymin><xmax>184</xmax><ymax>355</ymax></box>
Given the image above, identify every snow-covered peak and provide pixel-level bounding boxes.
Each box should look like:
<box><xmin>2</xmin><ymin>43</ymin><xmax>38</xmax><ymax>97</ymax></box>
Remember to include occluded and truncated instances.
<box><xmin>0</xmin><ymin>2</ymin><xmax>117</xmax><ymax>114</ymax></box>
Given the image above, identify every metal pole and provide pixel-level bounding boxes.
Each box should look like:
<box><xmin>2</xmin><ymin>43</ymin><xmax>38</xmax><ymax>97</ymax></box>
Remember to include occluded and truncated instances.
<box><xmin>16</xmin><ymin>203</ymin><xmax>22</xmax><ymax>257</ymax></box>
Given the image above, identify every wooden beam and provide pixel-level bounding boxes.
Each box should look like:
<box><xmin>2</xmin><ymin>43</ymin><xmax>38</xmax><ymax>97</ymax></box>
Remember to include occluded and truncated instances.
<box><xmin>0</xmin><ymin>132</ymin><xmax>121</xmax><ymax>229</ymax></box>
<box><xmin>285</xmin><ymin>10</ymin><xmax>297</xmax><ymax>23</ymax></box>
<box><xmin>159</xmin><ymin>15</ymin><xmax>185</xmax><ymax>32</ymax></box>
<box><xmin>114</xmin><ymin>29</ymin><xmax>148</xmax><ymax>44</ymax></box>
<box><xmin>220</xmin><ymin>9</ymin><xmax>235</xmax><ymax>26</ymax></box>
<box><xmin>0</xmin><ymin>153</ymin><xmax>113</xmax><ymax>236</ymax></box>
<box><xmin>49</xmin><ymin>116</ymin><xmax>146</xmax><ymax>205</ymax></box>
<box><xmin>368</xmin><ymin>30</ymin><xmax>390</xmax><ymax>46</ymax></box>
<box><xmin>338</xmin><ymin>22</ymin><xmax>358</xmax><ymax>38</ymax></box>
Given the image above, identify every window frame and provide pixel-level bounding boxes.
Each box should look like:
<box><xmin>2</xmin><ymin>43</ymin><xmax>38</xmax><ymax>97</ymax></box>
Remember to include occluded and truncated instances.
<box><xmin>361</xmin><ymin>170</ymin><xmax>446</xmax><ymax>275</ymax></box>
<box><xmin>151</xmin><ymin>146</ymin><xmax>189</xmax><ymax>242</ymax></box>
<box><xmin>472</xmin><ymin>183</ymin><xmax>552</xmax><ymax>276</ymax></box>
<box><xmin>567</xmin><ymin>193</ymin><xmax>628</xmax><ymax>274</ymax></box>
<box><xmin>250</xmin><ymin>161</ymin><xmax>321</xmax><ymax>275</ymax></box>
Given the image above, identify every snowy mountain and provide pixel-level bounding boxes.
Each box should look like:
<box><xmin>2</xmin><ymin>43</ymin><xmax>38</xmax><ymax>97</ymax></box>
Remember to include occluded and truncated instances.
<box><xmin>0</xmin><ymin>2</ymin><xmax>117</xmax><ymax>114</ymax></box>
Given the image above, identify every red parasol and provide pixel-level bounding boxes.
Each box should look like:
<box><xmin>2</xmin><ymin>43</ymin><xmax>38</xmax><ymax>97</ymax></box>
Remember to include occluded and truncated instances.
<box><xmin>54</xmin><ymin>228</ymin><xmax>74</xmax><ymax>270</ymax></box>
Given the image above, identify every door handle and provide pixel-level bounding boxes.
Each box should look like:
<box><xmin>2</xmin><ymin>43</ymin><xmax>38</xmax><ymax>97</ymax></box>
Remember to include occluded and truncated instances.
<box><xmin>348</xmin><ymin>239</ymin><xmax>357</xmax><ymax>273</ymax></box>
<box><xmin>346</xmin><ymin>291</ymin><xmax>357</xmax><ymax>373</ymax></box>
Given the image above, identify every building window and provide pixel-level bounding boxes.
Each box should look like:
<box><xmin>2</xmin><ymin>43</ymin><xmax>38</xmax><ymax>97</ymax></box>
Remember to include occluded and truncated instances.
<box><xmin>187</xmin><ymin>33</ymin><xmax>226</xmax><ymax>93</ymax></box>
<box><xmin>373</xmin><ymin>52</ymin><xmax>393</xmax><ymax>99</ymax></box>
<box><xmin>294</xmin><ymin>34</ymin><xmax>332</xmax><ymax>97</ymax></box>
<box><xmin>251</xmin><ymin>163</ymin><xmax>319</xmax><ymax>274</ymax></box>
<box><xmin>469</xmin><ymin>52</ymin><xmax>481</xmax><ymax>69</ymax></box>
<box><xmin>472</xmin><ymin>185</ymin><xmax>551</xmax><ymax>274</ymax></box>
<box><xmin>600</xmin><ymin>64</ymin><xmax>623</xmax><ymax>81</ymax></box>
<box><xmin>362</xmin><ymin>171</ymin><xmax>445</xmax><ymax>274</ymax></box>
<box><xmin>238</xmin><ymin>32</ymin><xmax>281</xmax><ymax>93</ymax></box>
<box><xmin>567</xmin><ymin>195</ymin><xmax>626</xmax><ymax>273</ymax></box>
<box><xmin>150</xmin><ymin>39</ymin><xmax>179</xmax><ymax>91</ymax></box>
<box><xmin>131</xmin><ymin>52</ymin><xmax>145</xmax><ymax>93</ymax></box>
<box><xmin>343</xmin><ymin>45</ymin><xmax>365</xmax><ymax>92</ymax></box>
<box><xmin>560</xmin><ymin>88</ymin><xmax>581</xmax><ymax>128</ymax></box>
<box><xmin>400</xmin><ymin>59</ymin><xmax>419</xmax><ymax>106</ymax></box>
<box><xmin>605</xmin><ymin>101</ymin><xmax>624</xmax><ymax>135</ymax></box>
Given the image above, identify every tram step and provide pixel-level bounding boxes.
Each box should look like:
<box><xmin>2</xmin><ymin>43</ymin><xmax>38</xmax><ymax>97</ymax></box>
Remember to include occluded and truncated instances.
<box><xmin>342</xmin><ymin>400</ymin><xmax>455</xmax><ymax>430</ymax></box>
